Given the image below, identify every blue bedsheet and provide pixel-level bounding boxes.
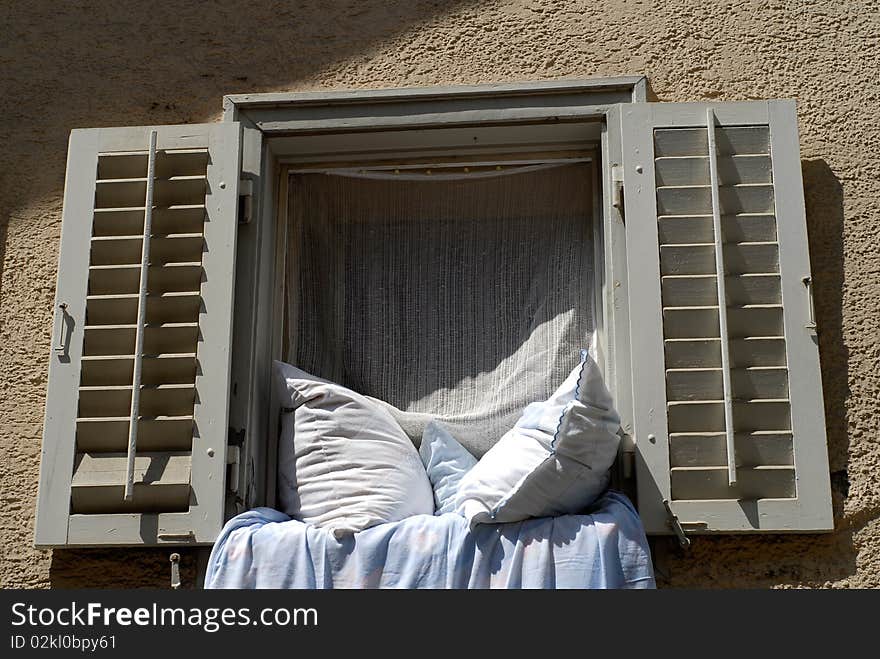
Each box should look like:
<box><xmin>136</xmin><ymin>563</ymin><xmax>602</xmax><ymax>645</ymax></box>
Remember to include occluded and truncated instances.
<box><xmin>205</xmin><ymin>491</ymin><xmax>655</xmax><ymax>589</ymax></box>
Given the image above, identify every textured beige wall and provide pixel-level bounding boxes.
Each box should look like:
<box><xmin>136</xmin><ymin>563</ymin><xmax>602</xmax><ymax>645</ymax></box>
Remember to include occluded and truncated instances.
<box><xmin>1</xmin><ymin>0</ymin><xmax>877</xmax><ymax>588</ymax></box>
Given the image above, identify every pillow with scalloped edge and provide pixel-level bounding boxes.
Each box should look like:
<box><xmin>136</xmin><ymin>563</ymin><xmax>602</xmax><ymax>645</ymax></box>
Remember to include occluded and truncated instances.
<box><xmin>454</xmin><ymin>346</ymin><xmax>621</xmax><ymax>529</ymax></box>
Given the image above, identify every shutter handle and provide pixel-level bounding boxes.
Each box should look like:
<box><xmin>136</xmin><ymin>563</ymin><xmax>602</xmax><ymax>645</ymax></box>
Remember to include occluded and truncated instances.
<box><xmin>803</xmin><ymin>276</ymin><xmax>817</xmax><ymax>332</ymax></box>
<box><xmin>169</xmin><ymin>553</ymin><xmax>181</xmax><ymax>590</ymax></box>
<box><xmin>54</xmin><ymin>302</ymin><xmax>69</xmax><ymax>354</ymax></box>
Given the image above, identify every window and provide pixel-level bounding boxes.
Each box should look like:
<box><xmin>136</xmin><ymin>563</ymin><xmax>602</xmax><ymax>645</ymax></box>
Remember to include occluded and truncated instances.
<box><xmin>34</xmin><ymin>77</ymin><xmax>832</xmax><ymax>548</ymax></box>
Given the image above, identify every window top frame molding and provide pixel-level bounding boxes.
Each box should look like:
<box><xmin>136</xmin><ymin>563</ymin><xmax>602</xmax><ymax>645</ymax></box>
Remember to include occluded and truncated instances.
<box><xmin>222</xmin><ymin>76</ymin><xmax>647</xmax><ymax>134</ymax></box>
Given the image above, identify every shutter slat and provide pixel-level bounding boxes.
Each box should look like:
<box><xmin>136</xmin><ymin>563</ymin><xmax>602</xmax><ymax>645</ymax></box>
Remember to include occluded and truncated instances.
<box><xmin>80</xmin><ymin>353</ymin><xmax>197</xmax><ymax>386</ymax></box>
<box><xmin>725</xmin><ymin>274</ymin><xmax>781</xmax><ymax>305</ymax></box>
<box><xmin>92</xmin><ymin>206</ymin><xmax>206</xmax><ymax>237</ymax></box>
<box><xmin>94</xmin><ymin>176</ymin><xmax>207</xmax><ymax>208</ymax></box>
<box><xmin>664</xmin><ymin>338</ymin><xmax>722</xmax><ymax>368</ymax></box>
<box><xmin>659</xmin><ymin>214</ymin><xmax>778</xmax><ymax>244</ymax></box>
<box><xmin>654</xmin><ymin>126</ymin><xmax>769</xmax><ymax>157</ymax></box>
<box><xmin>655</xmin><ymin>154</ymin><xmax>772</xmax><ymax>186</ymax></box>
<box><xmin>85</xmin><ymin>292</ymin><xmax>202</xmax><ymax>325</ymax></box>
<box><xmin>83</xmin><ymin>322</ymin><xmax>199</xmax><ymax>356</ymax></box>
<box><xmin>96</xmin><ymin>149</ymin><xmax>209</xmax><ymax>180</ymax></box>
<box><xmin>670</xmin><ymin>431</ymin><xmax>794</xmax><ymax>468</ymax></box>
<box><xmin>76</xmin><ymin>416</ymin><xmax>193</xmax><ymax>452</ymax></box>
<box><xmin>667</xmin><ymin>399</ymin><xmax>792</xmax><ymax>433</ymax></box>
<box><xmin>71</xmin><ymin>452</ymin><xmax>191</xmax><ymax>514</ymax></box>
<box><xmin>665</xmin><ymin>337</ymin><xmax>787</xmax><ymax>370</ymax></box>
<box><xmin>90</xmin><ymin>234</ymin><xmax>204</xmax><ymax>266</ymax></box>
<box><xmin>663</xmin><ymin>306</ymin><xmax>785</xmax><ymax>339</ymax></box>
<box><xmin>88</xmin><ymin>262</ymin><xmax>203</xmax><ymax>295</ymax></box>
<box><xmin>659</xmin><ymin>243</ymin><xmax>779</xmax><ymax>276</ymax></box>
<box><xmin>730</xmin><ymin>336</ymin><xmax>787</xmax><ymax>367</ymax></box>
<box><xmin>656</xmin><ymin>186</ymin><xmax>712</xmax><ymax>215</ymax></box>
<box><xmin>662</xmin><ymin>274</ymin><xmax>781</xmax><ymax>306</ymax></box>
<box><xmin>657</xmin><ymin>185</ymin><xmax>775</xmax><ymax>216</ymax></box>
<box><xmin>670</xmin><ymin>465</ymin><xmax>795</xmax><ymax>500</ymax></box>
<box><xmin>665</xmin><ymin>366</ymin><xmax>789</xmax><ymax>401</ymax></box>
<box><xmin>727</xmin><ymin>306</ymin><xmax>784</xmax><ymax>337</ymax></box>
<box><xmin>77</xmin><ymin>384</ymin><xmax>196</xmax><ymax>418</ymax></box>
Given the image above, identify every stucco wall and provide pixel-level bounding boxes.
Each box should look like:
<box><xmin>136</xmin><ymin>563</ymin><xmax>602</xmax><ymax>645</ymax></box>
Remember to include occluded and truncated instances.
<box><xmin>1</xmin><ymin>0</ymin><xmax>877</xmax><ymax>588</ymax></box>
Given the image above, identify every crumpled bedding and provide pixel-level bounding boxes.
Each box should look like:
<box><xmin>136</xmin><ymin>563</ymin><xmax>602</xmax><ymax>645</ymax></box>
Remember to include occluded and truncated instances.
<box><xmin>204</xmin><ymin>491</ymin><xmax>655</xmax><ymax>589</ymax></box>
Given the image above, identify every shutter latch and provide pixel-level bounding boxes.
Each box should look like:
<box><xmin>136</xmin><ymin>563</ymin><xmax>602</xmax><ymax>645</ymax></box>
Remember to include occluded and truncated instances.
<box><xmin>54</xmin><ymin>302</ymin><xmax>69</xmax><ymax>354</ymax></box>
<box><xmin>663</xmin><ymin>499</ymin><xmax>691</xmax><ymax>550</ymax></box>
<box><xmin>238</xmin><ymin>179</ymin><xmax>254</xmax><ymax>224</ymax></box>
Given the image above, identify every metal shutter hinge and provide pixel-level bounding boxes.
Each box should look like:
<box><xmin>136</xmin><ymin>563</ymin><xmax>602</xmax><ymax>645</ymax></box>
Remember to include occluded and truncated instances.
<box><xmin>226</xmin><ymin>445</ymin><xmax>241</xmax><ymax>496</ymax></box>
<box><xmin>227</xmin><ymin>428</ymin><xmax>245</xmax><ymax>496</ymax></box>
<box><xmin>663</xmin><ymin>499</ymin><xmax>692</xmax><ymax>550</ymax></box>
<box><xmin>238</xmin><ymin>179</ymin><xmax>254</xmax><ymax>223</ymax></box>
<box><xmin>611</xmin><ymin>164</ymin><xmax>624</xmax><ymax>220</ymax></box>
<box><xmin>228</xmin><ymin>427</ymin><xmax>245</xmax><ymax>446</ymax></box>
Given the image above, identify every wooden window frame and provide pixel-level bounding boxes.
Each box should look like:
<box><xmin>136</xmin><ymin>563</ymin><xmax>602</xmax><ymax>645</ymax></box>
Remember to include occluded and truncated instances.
<box><xmin>221</xmin><ymin>77</ymin><xmax>648</xmax><ymax>517</ymax></box>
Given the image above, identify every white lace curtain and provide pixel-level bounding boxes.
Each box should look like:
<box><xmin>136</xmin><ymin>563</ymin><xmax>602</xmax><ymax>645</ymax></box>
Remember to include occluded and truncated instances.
<box><xmin>284</xmin><ymin>162</ymin><xmax>595</xmax><ymax>456</ymax></box>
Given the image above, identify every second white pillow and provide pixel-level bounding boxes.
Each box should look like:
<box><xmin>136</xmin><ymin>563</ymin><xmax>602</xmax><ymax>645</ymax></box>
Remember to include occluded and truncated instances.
<box><xmin>274</xmin><ymin>361</ymin><xmax>434</xmax><ymax>539</ymax></box>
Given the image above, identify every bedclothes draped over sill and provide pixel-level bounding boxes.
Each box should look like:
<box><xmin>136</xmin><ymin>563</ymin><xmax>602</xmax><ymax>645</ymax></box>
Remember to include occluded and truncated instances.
<box><xmin>205</xmin><ymin>492</ymin><xmax>655</xmax><ymax>589</ymax></box>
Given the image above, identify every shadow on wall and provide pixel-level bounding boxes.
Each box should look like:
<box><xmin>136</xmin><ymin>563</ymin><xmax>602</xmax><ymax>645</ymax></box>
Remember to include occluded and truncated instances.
<box><xmin>802</xmin><ymin>161</ymin><xmax>849</xmax><ymax>489</ymax></box>
<box><xmin>654</xmin><ymin>159</ymin><xmax>852</xmax><ymax>588</ymax></box>
<box><xmin>0</xmin><ymin>0</ymin><xmax>475</xmax><ymax>589</ymax></box>
<box><xmin>0</xmin><ymin>0</ymin><xmax>475</xmax><ymax>317</ymax></box>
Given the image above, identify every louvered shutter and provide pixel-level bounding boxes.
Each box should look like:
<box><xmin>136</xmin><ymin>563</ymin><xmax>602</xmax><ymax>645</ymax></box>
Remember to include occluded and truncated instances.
<box><xmin>35</xmin><ymin>124</ymin><xmax>241</xmax><ymax>547</ymax></box>
<box><xmin>618</xmin><ymin>101</ymin><xmax>832</xmax><ymax>533</ymax></box>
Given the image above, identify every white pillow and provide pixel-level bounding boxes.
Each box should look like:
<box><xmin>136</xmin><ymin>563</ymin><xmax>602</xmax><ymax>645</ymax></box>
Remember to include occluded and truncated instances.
<box><xmin>454</xmin><ymin>348</ymin><xmax>621</xmax><ymax>529</ymax></box>
<box><xmin>274</xmin><ymin>361</ymin><xmax>434</xmax><ymax>539</ymax></box>
<box><xmin>418</xmin><ymin>420</ymin><xmax>478</xmax><ymax>514</ymax></box>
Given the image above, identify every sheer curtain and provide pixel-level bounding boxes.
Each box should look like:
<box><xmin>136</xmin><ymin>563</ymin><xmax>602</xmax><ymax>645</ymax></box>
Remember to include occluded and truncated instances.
<box><xmin>284</xmin><ymin>162</ymin><xmax>595</xmax><ymax>456</ymax></box>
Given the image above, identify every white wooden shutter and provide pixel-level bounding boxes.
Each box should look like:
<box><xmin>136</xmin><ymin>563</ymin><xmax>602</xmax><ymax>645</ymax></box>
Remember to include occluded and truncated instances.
<box><xmin>618</xmin><ymin>101</ymin><xmax>832</xmax><ymax>534</ymax></box>
<box><xmin>35</xmin><ymin>123</ymin><xmax>241</xmax><ymax>547</ymax></box>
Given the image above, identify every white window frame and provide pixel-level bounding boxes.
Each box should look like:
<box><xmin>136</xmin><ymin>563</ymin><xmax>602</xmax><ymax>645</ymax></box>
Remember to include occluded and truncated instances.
<box><xmin>221</xmin><ymin>77</ymin><xmax>648</xmax><ymax>516</ymax></box>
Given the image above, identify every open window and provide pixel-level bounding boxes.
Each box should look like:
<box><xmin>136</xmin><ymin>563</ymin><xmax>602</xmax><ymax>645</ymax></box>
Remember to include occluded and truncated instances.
<box><xmin>34</xmin><ymin>78</ymin><xmax>832</xmax><ymax>549</ymax></box>
<box><xmin>281</xmin><ymin>160</ymin><xmax>598</xmax><ymax>459</ymax></box>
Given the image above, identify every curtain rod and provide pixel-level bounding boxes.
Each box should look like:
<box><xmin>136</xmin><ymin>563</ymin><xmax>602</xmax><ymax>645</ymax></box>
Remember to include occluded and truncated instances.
<box><xmin>287</xmin><ymin>158</ymin><xmax>593</xmax><ymax>181</ymax></box>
